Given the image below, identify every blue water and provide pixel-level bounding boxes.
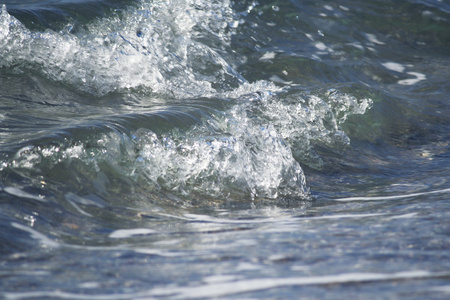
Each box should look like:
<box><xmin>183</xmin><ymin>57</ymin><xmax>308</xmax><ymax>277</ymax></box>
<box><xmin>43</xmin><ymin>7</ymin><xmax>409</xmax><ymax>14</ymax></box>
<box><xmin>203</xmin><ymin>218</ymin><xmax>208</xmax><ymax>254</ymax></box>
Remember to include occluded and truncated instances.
<box><xmin>1</xmin><ymin>0</ymin><xmax>450</xmax><ymax>298</ymax></box>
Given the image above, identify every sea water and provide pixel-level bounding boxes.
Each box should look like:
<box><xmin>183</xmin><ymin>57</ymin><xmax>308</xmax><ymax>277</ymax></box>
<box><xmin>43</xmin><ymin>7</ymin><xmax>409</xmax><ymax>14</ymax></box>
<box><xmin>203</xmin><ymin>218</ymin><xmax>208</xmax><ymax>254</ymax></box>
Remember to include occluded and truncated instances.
<box><xmin>1</xmin><ymin>0</ymin><xmax>449</xmax><ymax>298</ymax></box>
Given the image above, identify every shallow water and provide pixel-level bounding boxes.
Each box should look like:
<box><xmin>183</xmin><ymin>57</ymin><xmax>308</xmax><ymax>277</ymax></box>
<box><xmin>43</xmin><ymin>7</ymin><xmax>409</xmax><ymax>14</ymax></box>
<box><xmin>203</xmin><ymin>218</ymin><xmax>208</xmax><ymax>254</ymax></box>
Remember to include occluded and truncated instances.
<box><xmin>1</xmin><ymin>0</ymin><xmax>450</xmax><ymax>298</ymax></box>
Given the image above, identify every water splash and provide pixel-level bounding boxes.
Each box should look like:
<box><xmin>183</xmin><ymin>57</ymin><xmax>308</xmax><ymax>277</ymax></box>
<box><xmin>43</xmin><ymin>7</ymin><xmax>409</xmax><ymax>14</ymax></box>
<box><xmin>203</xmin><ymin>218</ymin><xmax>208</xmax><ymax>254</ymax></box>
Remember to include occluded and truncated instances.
<box><xmin>0</xmin><ymin>1</ymin><xmax>372</xmax><ymax>205</ymax></box>
<box><xmin>1</xmin><ymin>86</ymin><xmax>372</xmax><ymax>203</ymax></box>
<box><xmin>0</xmin><ymin>1</ymin><xmax>240</xmax><ymax>97</ymax></box>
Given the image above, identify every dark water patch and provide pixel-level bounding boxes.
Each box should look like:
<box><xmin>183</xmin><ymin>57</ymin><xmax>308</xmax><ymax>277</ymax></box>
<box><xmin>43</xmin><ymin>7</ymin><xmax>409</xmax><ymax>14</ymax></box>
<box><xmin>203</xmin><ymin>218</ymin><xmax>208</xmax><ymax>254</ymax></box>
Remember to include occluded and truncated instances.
<box><xmin>3</xmin><ymin>0</ymin><xmax>139</xmax><ymax>32</ymax></box>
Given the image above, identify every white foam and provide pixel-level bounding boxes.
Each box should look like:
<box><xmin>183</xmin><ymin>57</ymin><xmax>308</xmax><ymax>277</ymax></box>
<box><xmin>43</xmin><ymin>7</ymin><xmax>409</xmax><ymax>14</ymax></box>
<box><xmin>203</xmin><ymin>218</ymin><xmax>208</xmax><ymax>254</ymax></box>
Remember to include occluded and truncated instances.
<box><xmin>1</xmin><ymin>66</ymin><xmax>372</xmax><ymax>203</ymax></box>
<box><xmin>398</xmin><ymin>72</ymin><xmax>426</xmax><ymax>85</ymax></box>
<box><xmin>109</xmin><ymin>228</ymin><xmax>156</xmax><ymax>238</ymax></box>
<box><xmin>365</xmin><ymin>33</ymin><xmax>385</xmax><ymax>45</ymax></box>
<box><xmin>0</xmin><ymin>1</ymin><xmax>238</xmax><ymax>98</ymax></box>
<box><xmin>382</xmin><ymin>62</ymin><xmax>406</xmax><ymax>73</ymax></box>
<box><xmin>133</xmin><ymin>98</ymin><xmax>312</xmax><ymax>200</ymax></box>
<box><xmin>315</xmin><ymin>42</ymin><xmax>328</xmax><ymax>51</ymax></box>
<box><xmin>0</xmin><ymin>2</ymin><xmax>373</xmax><ymax>202</ymax></box>
<box><xmin>260</xmin><ymin>52</ymin><xmax>276</xmax><ymax>60</ymax></box>
<box><xmin>381</xmin><ymin>62</ymin><xmax>426</xmax><ymax>85</ymax></box>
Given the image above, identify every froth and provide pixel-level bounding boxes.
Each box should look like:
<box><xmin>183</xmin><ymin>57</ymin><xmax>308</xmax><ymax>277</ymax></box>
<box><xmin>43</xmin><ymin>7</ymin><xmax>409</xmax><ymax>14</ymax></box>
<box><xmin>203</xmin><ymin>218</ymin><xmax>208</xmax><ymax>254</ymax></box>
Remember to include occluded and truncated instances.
<box><xmin>1</xmin><ymin>88</ymin><xmax>373</xmax><ymax>203</ymax></box>
<box><xmin>0</xmin><ymin>1</ymin><xmax>239</xmax><ymax>97</ymax></box>
<box><xmin>0</xmin><ymin>1</ymin><xmax>373</xmax><ymax>204</ymax></box>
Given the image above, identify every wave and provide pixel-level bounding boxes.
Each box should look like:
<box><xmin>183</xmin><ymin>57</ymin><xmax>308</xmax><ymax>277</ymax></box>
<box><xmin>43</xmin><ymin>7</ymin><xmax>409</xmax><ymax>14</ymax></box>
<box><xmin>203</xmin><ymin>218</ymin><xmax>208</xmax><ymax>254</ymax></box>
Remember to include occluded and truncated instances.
<box><xmin>0</xmin><ymin>88</ymin><xmax>371</xmax><ymax>205</ymax></box>
<box><xmin>0</xmin><ymin>0</ymin><xmax>372</xmax><ymax>206</ymax></box>
<box><xmin>0</xmin><ymin>0</ymin><xmax>240</xmax><ymax>97</ymax></box>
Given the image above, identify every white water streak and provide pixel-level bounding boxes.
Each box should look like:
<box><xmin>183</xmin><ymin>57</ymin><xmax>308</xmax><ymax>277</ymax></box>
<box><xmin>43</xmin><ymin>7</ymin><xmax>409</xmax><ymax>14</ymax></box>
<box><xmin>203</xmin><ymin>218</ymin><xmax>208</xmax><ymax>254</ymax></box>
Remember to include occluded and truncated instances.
<box><xmin>3</xmin><ymin>270</ymin><xmax>448</xmax><ymax>300</ymax></box>
<box><xmin>334</xmin><ymin>187</ymin><xmax>450</xmax><ymax>202</ymax></box>
<box><xmin>109</xmin><ymin>228</ymin><xmax>156</xmax><ymax>238</ymax></box>
<box><xmin>157</xmin><ymin>270</ymin><xmax>435</xmax><ymax>299</ymax></box>
<box><xmin>3</xmin><ymin>187</ymin><xmax>47</xmax><ymax>202</ymax></box>
<box><xmin>175</xmin><ymin>212</ymin><xmax>389</xmax><ymax>224</ymax></box>
<box><xmin>11</xmin><ymin>222</ymin><xmax>60</xmax><ymax>248</ymax></box>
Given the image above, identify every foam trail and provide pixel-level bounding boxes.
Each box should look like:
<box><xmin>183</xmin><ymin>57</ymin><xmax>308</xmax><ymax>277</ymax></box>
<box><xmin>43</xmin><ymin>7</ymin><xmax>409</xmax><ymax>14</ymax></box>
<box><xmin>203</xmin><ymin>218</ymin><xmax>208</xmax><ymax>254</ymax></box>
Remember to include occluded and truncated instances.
<box><xmin>109</xmin><ymin>228</ymin><xmax>156</xmax><ymax>238</ymax></box>
<box><xmin>334</xmin><ymin>187</ymin><xmax>450</xmax><ymax>202</ymax></box>
<box><xmin>3</xmin><ymin>270</ymin><xmax>447</xmax><ymax>300</ymax></box>
<box><xmin>178</xmin><ymin>212</ymin><xmax>388</xmax><ymax>224</ymax></box>
<box><xmin>158</xmin><ymin>271</ymin><xmax>438</xmax><ymax>299</ymax></box>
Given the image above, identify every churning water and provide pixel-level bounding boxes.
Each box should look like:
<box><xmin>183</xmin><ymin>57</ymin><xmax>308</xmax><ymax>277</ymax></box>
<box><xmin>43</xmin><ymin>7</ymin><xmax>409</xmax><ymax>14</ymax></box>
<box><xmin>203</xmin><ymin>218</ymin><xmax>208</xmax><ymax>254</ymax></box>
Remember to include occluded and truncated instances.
<box><xmin>1</xmin><ymin>0</ymin><xmax>450</xmax><ymax>298</ymax></box>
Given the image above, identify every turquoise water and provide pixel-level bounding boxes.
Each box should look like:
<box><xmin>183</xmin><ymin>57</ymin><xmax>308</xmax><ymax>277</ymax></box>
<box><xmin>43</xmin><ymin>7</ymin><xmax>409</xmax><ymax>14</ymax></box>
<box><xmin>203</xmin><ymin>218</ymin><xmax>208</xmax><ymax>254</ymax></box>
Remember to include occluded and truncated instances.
<box><xmin>1</xmin><ymin>0</ymin><xmax>450</xmax><ymax>298</ymax></box>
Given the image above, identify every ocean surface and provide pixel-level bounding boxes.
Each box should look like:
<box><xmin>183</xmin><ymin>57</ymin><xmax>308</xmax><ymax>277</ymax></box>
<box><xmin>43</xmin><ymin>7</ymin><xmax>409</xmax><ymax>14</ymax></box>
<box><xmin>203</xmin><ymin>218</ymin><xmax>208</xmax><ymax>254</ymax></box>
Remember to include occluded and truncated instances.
<box><xmin>1</xmin><ymin>0</ymin><xmax>450</xmax><ymax>298</ymax></box>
